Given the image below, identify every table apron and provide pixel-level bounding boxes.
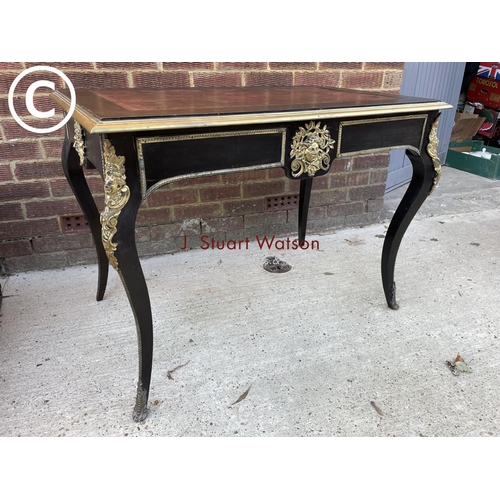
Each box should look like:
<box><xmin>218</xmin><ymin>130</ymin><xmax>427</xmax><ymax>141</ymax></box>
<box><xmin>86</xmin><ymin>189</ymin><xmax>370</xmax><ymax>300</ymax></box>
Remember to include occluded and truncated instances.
<box><xmin>337</xmin><ymin>114</ymin><xmax>428</xmax><ymax>158</ymax></box>
<box><xmin>136</xmin><ymin>127</ymin><xmax>287</xmax><ymax>199</ymax></box>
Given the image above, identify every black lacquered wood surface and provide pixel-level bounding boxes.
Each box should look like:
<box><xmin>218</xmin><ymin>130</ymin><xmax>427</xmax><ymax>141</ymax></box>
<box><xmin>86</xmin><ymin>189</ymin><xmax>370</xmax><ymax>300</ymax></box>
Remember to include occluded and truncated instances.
<box><xmin>53</xmin><ymin>86</ymin><xmax>451</xmax><ymax>422</ymax></box>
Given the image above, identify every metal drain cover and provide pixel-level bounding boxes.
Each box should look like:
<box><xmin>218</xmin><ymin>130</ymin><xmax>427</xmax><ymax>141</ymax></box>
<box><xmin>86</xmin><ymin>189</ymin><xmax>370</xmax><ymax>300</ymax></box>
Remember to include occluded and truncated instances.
<box><xmin>263</xmin><ymin>256</ymin><xmax>291</xmax><ymax>273</ymax></box>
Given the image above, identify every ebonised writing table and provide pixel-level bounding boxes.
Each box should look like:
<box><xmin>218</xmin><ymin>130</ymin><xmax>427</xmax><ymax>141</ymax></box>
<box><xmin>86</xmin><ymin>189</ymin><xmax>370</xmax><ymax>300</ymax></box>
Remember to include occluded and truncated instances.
<box><xmin>52</xmin><ymin>86</ymin><xmax>451</xmax><ymax>421</ymax></box>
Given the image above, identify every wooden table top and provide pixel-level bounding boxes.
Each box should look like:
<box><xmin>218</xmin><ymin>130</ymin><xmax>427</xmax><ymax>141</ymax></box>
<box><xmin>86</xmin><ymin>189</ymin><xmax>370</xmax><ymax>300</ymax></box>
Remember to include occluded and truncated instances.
<box><xmin>51</xmin><ymin>86</ymin><xmax>451</xmax><ymax>133</ymax></box>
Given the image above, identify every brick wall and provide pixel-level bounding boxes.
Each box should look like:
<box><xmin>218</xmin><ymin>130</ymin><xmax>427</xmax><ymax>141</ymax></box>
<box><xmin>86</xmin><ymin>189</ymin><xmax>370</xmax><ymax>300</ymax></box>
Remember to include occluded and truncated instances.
<box><xmin>0</xmin><ymin>62</ymin><xmax>404</xmax><ymax>274</ymax></box>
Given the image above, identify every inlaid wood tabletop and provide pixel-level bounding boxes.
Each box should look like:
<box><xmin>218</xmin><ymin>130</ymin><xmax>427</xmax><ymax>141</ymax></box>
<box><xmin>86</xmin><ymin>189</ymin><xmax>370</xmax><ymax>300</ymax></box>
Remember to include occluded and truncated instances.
<box><xmin>52</xmin><ymin>86</ymin><xmax>450</xmax><ymax>133</ymax></box>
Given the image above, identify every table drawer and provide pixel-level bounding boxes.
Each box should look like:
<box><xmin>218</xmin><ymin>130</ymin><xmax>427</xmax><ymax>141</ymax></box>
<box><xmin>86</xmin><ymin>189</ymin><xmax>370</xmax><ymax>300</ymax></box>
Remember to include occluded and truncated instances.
<box><xmin>137</xmin><ymin>128</ymin><xmax>286</xmax><ymax>198</ymax></box>
<box><xmin>337</xmin><ymin>115</ymin><xmax>428</xmax><ymax>157</ymax></box>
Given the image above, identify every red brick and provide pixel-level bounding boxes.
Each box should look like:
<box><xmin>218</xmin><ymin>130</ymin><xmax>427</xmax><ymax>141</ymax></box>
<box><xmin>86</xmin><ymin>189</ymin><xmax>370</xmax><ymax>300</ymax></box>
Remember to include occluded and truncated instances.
<box><xmin>352</xmin><ymin>154</ymin><xmax>389</xmax><ymax>170</ymax></box>
<box><xmin>1</xmin><ymin>180</ymin><xmax>50</xmax><ymax>201</ymax></box>
<box><xmin>341</xmin><ymin>71</ymin><xmax>384</xmax><ymax>89</ymax></box>
<box><xmin>364</xmin><ymin>62</ymin><xmax>404</xmax><ymax>70</ymax></box>
<box><xmin>330</xmin><ymin>171</ymin><xmax>370</xmax><ymax>188</ymax></box>
<box><xmin>193</xmin><ymin>72</ymin><xmax>242</xmax><ymax>87</ymax></box>
<box><xmin>25</xmin><ymin>198</ymin><xmax>82</xmax><ymax>218</ymax></box>
<box><xmin>2</xmin><ymin>95</ymin><xmax>58</xmax><ymax>119</ymax></box>
<box><xmin>167</xmin><ymin>173</ymin><xmax>220</xmax><ymax>187</ymax></box>
<box><xmin>0</xmin><ymin>239</ymin><xmax>32</xmax><ymax>258</ymax></box>
<box><xmin>172</xmin><ymin>202</ymin><xmax>221</xmax><ymax>221</ymax></box>
<box><xmin>267</xmin><ymin>167</ymin><xmax>287</xmax><ymax>179</ymax></box>
<box><xmin>147</xmin><ymin>186</ymin><xmax>199</xmax><ymax>207</ymax></box>
<box><xmin>348</xmin><ymin>184</ymin><xmax>386</xmax><ymax>201</ymax></box>
<box><xmin>244</xmin><ymin>211</ymin><xmax>287</xmax><ymax>228</ymax></box>
<box><xmin>245</xmin><ymin>72</ymin><xmax>293</xmax><ymax>87</ymax></box>
<box><xmin>345</xmin><ymin>211</ymin><xmax>381</xmax><ymax>226</ymax></box>
<box><xmin>1</xmin><ymin>70</ymin><xmax>65</xmax><ymax>94</ymax></box>
<box><xmin>0</xmin><ymin>202</ymin><xmax>23</xmax><ymax>220</ymax></box>
<box><xmin>0</xmin><ymin>163</ymin><xmax>13</xmax><ymax>182</ymax></box>
<box><xmin>49</xmin><ymin>178</ymin><xmax>75</xmax><ymax>197</ymax></box>
<box><xmin>287</xmin><ymin>206</ymin><xmax>328</xmax><ymax>222</ymax></box>
<box><xmin>319</xmin><ymin>63</ymin><xmax>362</xmax><ymax>70</ymax></box>
<box><xmin>96</xmin><ymin>62</ymin><xmax>158</xmax><ymax>70</ymax></box>
<box><xmin>51</xmin><ymin>174</ymin><xmax>103</xmax><ymax>199</ymax></box>
<box><xmin>369</xmin><ymin>169</ymin><xmax>388</xmax><ymax>184</ymax></box>
<box><xmin>132</xmin><ymin>71</ymin><xmax>190</xmax><ymax>88</ymax></box>
<box><xmin>162</xmin><ymin>63</ymin><xmax>215</xmax><ymax>70</ymax></box>
<box><xmin>25</xmin><ymin>62</ymin><xmax>95</xmax><ymax>70</ymax></box>
<box><xmin>0</xmin><ymin>97</ymin><xmax>14</xmax><ymax>117</ymax></box>
<box><xmin>0</xmin><ymin>218</ymin><xmax>60</xmax><ymax>239</ymax></box>
<box><xmin>217</xmin><ymin>63</ymin><xmax>267</xmax><ymax>70</ymax></box>
<box><xmin>310</xmin><ymin>188</ymin><xmax>348</xmax><ymax>207</ymax></box>
<box><xmin>269</xmin><ymin>62</ymin><xmax>317</xmax><ymax>70</ymax></box>
<box><xmin>2</xmin><ymin>117</ymin><xmax>65</xmax><ymax>140</ymax></box>
<box><xmin>242</xmin><ymin>179</ymin><xmax>286</xmax><ymax>198</ymax></box>
<box><xmin>0</xmin><ymin>62</ymin><xmax>24</xmax><ymax>70</ymax></box>
<box><xmin>327</xmin><ymin>201</ymin><xmax>365</xmax><ymax>217</ymax></box>
<box><xmin>199</xmin><ymin>184</ymin><xmax>241</xmax><ymax>202</ymax></box>
<box><xmin>136</xmin><ymin>207</ymin><xmax>172</xmax><ymax>225</ymax></box>
<box><xmin>63</xmin><ymin>71</ymin><xmax>129</xmax><ymax>88</ymax></box>
<box><xmin>41</xmin><ymin>138</ymin><xmax>65</xmax><ymax>158</ymax></box>
<box><xmin>201</xmin><ymin>216</ymin><xmax>244</xmax><ymax>233</ymax></box>
<box><xmin>93</xmin><ymin>195</ymin><xmax>105</xmax><ymax>212</ymax></box>
<box><xmin>330</xmin><ymin>158</ymin><xmax>353</xmax><ymax>173</ymax></box>
<box><xmin>32</xmin><ymin>232</ymin><xmax>94</xmax><ymax>253</ymax></box>
<box><xmin>0</xmin><ymin>141</ymin><xmax>41</xmax><ymax>161</ymax></box>
<box><xmin>384</xmin><ymin>71</ymin><xmax>403</xmax><ymax>88</ymax></box>
<box><xmin>222</xmin><ymin>199</ymin><xmax>263</xmax><ymax>216</ymax></box>
<box><xmin>309</xmin><ymin>174</ymin><xmax>328</xmax><ymax>190</ymax></box>
<box><xmin>149</xmin><ymin>222</ymin><xmax>199</xmax><ymax>241</ymax></box>
<box><xmin>15</xmin><ymin>161</ymin><xmax>62</xmax><ymax>180</ymax></box>
<box><xmin>224</xmin><ymin>169</ymin><xmax>267</xmax><ymax>183</ymax></box>
<box><xmin>135</xmin><ymin>226</ymin><xmax>151</xmax><ymax>242</ymax></box>
<box><xmin>294</xmin><ymin>71</ymin><xmax>340</xmax><ymax>87</ymax></box>
<box><xmin>0</xmin><ymin>71</ymin><xmax>27</xmax><ymax>94</ymax></box>
<box><xmin>367</xmin><ymin>197</ymin><xmax>384</xmax><ymax>213</ymax></box>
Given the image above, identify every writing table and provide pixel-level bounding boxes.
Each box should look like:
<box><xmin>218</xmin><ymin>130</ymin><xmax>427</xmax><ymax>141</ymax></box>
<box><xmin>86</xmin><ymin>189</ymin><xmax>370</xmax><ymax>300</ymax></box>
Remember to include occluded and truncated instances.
<box><xmin>51</xmin><ymin>86</ymin><xmax>451</xmax><ymax>421</ymax></box>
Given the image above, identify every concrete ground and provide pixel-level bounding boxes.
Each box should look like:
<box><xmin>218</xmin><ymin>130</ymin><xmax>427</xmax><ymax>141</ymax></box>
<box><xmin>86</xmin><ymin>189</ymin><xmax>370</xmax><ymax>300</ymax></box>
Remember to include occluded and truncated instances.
<box><xmin>1</xmin><ymin>165</ymin><xmax>500</xmax><ymax>437</ymax></box>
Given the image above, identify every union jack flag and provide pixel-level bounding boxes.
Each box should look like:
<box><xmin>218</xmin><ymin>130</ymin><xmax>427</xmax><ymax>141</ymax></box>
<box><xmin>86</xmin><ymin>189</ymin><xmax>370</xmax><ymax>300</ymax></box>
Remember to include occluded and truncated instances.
<box><xmin>477</xmin><ymin>62</ymin><xmax>500</xmax><ymax>80</ymax></box>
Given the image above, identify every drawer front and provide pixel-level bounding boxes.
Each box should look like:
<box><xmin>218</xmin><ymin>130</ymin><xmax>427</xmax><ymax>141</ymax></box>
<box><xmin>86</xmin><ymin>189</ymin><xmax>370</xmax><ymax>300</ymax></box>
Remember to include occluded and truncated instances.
<box><xmin>337</xmin><ymin>115</ymin><xmax>428</xmax><ymax>158</ymax></box>
<box><xmin>137</xmin><ymin>128</ymin><xmax>286</xmax><ymax>199</ymax></box>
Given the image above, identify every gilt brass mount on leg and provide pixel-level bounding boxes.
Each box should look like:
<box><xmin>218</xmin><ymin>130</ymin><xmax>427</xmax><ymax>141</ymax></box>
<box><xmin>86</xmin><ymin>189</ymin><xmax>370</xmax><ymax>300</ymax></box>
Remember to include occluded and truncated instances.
<box><xmin>100</xmin><ymin>139</ymin><xmax>130</xmax><ymax>270</ymax></box>
<box><xmin>427</xmin><ymin>114</ymin><xmax>442</xmax><ymax>195</ymax></box>
<box><xmin>73</xmin><ymin>122</ymin><xmax>86</xmax><ymax>167</ymax></box>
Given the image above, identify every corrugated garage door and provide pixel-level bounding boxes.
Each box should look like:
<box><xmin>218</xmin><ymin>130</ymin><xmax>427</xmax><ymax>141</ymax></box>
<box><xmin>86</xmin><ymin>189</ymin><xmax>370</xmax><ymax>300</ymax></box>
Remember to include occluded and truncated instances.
<box><xmin>385</xmin><ymin>62</ymin><xmax>465</xmax><ymax>192</ymax></box>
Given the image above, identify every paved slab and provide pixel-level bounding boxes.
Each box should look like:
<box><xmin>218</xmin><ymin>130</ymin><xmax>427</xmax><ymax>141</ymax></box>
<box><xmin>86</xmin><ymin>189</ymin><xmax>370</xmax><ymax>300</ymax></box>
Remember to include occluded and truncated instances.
<box><xmin>1</xmin><ymin>166</ymin><xmax>500</xmax><ymax>436</ymax></box>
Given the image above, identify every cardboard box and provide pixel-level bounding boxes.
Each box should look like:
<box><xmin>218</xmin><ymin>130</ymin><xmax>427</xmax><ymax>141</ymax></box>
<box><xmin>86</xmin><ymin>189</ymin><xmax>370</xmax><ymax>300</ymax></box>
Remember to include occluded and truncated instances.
<box><xmin>450</xmin><ymin>111</ymin><xmax>485</xmax><ymax>142</ymax></box>
<box><xmin>463</xmin><ymin>102</ymin><xmax>500</xmax><ymax>139</ymax></box>
<box><xmin>446</xmin><ymin>140</ymin><xmax>500</xmax><ymax>179</ymax></box>
<box><xmin>467</xmin><ymin>75</ymin><xmax>500</xmax><ymax>110</ymax></box>
<box><xmin>477</xmin><ymin>62</ymin><xmax>500</xmax><ymax>81</ymax></box>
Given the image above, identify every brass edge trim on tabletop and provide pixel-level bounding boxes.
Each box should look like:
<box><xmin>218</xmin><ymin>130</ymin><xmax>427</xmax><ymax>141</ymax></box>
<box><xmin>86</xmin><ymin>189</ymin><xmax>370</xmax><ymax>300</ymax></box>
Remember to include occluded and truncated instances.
<box><xmin>73</xmin><ymin>121</ymin><xmax>86</xmax><ymax>167</ymax></box>
<box><xmin>51</xmin><ymin>92</ymin><xmax>102</xmax><ymax>133</ymax></box>
<box><xmin>100</xmin><ymin>139</ymin><xmax>130</xmax><ymax>270</ymax></box>
<box><xmin>290</xmin><ymin>121</ymin><xmax>335</xmax><ymax>177</ymax></box>
<box><xmin>50</xmin><ymin>91</ymin><xmax>451</xmax><ymax>134</ymax></box>
<box><xmin>427</xmin><ymin>114</ymin><xmax>442</xmax><ymax>195</ymax></box>
<box><xmin>136</xmin><ymin>128</ymin><xmax>287</xmax><ymax>200</ymax></box>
